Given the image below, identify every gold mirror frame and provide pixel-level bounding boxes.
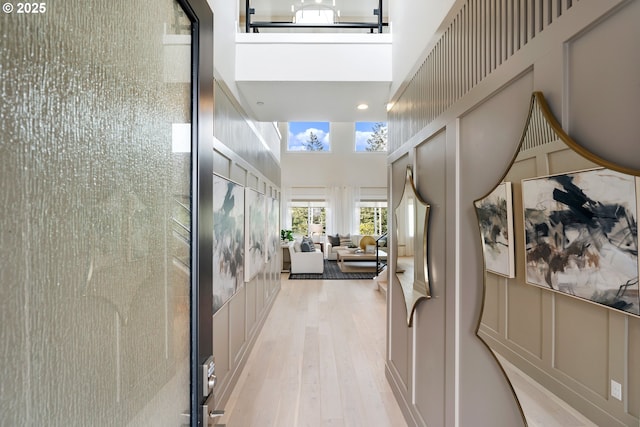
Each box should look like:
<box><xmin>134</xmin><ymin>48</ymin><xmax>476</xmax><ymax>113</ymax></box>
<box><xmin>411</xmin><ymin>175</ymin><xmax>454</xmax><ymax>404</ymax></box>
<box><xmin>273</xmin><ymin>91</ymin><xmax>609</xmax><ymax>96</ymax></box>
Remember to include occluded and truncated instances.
<box><xmin>395</xmin><ymin>166</ymin><xmax>431</xmax><ymax>326</ymax></box>
<box><xmin>474</xmin><ymin>92</ymin><xmax>640</xmax><ymax>425</ymax></box>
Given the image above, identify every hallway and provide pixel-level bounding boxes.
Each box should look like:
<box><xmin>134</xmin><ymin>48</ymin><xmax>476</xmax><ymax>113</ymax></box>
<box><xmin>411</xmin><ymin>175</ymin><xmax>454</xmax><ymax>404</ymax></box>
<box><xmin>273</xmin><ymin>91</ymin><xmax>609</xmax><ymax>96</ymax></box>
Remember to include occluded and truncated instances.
<box><xmin>218</xmin><ymin>276</ymin><xmax>407</xmax><ymax>427</ymax></box>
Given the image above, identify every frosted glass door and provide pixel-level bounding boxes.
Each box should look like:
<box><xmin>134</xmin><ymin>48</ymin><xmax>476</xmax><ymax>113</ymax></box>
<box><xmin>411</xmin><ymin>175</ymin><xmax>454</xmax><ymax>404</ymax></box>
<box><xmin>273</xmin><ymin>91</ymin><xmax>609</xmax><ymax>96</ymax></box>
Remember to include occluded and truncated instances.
<box><xmin>0</xmin><ymin>1</ymin><xmax>193</xmax><ymax>425</ymax></box>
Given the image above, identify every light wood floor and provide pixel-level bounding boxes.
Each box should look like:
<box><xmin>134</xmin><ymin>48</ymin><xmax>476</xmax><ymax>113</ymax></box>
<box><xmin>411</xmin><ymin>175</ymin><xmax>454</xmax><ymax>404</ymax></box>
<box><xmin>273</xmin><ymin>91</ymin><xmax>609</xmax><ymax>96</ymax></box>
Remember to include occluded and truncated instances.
<box><xmin>217</xmin><ymin>276</ymin><xmax>407</xmax><ymax>427</ymax></box>
<box><xmin>217</xmin><ymin>275</ymin><xmax>596</xmax><ymax>427</ymax></box>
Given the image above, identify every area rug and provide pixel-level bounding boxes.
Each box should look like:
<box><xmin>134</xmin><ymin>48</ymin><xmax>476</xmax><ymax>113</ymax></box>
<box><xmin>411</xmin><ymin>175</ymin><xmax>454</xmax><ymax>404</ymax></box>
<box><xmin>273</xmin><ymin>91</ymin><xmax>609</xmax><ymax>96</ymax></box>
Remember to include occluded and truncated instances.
<box><xmin>289</xmin><ymin>260</ymin><xmax>376</xmax><ymax>280</ymax></box>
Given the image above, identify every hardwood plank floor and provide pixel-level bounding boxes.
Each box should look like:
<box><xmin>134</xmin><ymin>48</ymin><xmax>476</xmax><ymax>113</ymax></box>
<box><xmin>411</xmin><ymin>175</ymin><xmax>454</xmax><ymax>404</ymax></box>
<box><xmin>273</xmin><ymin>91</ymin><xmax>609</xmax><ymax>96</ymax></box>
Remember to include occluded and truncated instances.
<box><xmin>217</xmin><ymin>275</ymin><xmax>600</xmax><ymax>427</ymax></box>
<box><xmin>217</xmin><ymin>276</ymin><xmax>407</xmax><ymax>427</ymax></box>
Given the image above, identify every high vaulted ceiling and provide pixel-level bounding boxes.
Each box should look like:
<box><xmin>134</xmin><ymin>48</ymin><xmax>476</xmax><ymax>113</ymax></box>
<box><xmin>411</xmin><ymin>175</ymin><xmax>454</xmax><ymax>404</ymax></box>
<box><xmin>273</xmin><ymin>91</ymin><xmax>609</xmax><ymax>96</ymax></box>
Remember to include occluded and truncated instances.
<box><xmin>236</xmin><ymin>0</ymin><xmax>391</xmax><ymax>123</ymax></box>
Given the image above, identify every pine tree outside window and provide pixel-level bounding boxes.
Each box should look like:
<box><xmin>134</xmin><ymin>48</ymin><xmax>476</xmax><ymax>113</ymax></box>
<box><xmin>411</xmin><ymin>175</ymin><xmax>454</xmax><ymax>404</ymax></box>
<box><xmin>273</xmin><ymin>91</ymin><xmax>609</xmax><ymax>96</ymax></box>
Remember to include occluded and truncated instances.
<box><xmin>288</xmin><ymin>122</ymin><xmax>330</xmax><ymax>152</ymax></box>
<box><xmin>304</xmin><ymin>131</ymin><xmax>324</xmax><ymax>151</ymax></box>
<box><xmin>355</xmin><ymin>122</ymin><xmax>388</xmax><ymax>152</ymax></box>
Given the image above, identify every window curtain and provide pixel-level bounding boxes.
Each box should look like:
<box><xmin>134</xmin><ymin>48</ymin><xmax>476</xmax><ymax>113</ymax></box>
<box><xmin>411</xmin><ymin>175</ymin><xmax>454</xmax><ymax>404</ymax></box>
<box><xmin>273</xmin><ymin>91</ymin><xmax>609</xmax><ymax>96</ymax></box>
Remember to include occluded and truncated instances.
<box><xmin>349</xmin><ymin>186</ymin><xmax>360</xmax><ymax>234</ymax></box>
<box><xmin>325</xmin><ymin>186</ymin><xmax>360</xmax><ymax>236</ymax></box>
<box><xmin>282</xmin><ymin>186</ymin><xmax>292</xmax><ymax>229</ymax></box>
<box><xmin>325</xmin><ymin>186</ymin><xmax>338</xmax><ymax>236</ymax></box>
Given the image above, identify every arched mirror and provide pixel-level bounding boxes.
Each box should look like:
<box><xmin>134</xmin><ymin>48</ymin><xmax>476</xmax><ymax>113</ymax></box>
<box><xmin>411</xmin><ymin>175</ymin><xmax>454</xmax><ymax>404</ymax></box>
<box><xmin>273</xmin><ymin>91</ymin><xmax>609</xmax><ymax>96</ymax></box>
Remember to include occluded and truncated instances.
<box><xmin>395</xmin><ymin>166</ymin><xmax>431</xmax><ymax>326</ymax></box>
<box><xmin>475</xmin><ymin>92</ymin><xmax>640</xmax><ymax>426</ymax></box>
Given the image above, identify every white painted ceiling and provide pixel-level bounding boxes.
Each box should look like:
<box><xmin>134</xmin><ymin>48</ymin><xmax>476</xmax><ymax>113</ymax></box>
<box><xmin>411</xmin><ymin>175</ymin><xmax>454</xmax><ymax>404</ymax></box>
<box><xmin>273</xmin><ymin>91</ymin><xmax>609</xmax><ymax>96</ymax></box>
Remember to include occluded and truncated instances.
<box><xmin>237</xmin><ymin>0</ymin><xmax>391</xmax><ymax>123</ymax></box>
<box><xmin>238</xmin><ymin>80</ymin><xmax>390</xmax><ymax>122</ymax></box>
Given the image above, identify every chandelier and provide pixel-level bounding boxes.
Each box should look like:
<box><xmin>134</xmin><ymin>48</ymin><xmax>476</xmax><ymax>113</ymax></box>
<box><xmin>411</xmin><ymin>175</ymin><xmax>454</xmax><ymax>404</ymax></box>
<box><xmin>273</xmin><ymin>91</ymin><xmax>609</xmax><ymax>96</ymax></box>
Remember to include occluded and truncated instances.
<box><xmin>291</xmin><ymin>0</ymin><xmax>340</xmax><ymax>24</ymax></box>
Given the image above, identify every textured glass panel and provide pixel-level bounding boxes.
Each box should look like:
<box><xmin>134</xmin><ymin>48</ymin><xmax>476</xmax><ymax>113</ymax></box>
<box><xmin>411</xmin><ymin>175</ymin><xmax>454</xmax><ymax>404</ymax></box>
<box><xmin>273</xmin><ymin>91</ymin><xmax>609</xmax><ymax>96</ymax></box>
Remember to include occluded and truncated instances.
<box><xmin>0</xmin><ymin>1</ymin><xmax>192</xmax><ymax>425</ymax></box>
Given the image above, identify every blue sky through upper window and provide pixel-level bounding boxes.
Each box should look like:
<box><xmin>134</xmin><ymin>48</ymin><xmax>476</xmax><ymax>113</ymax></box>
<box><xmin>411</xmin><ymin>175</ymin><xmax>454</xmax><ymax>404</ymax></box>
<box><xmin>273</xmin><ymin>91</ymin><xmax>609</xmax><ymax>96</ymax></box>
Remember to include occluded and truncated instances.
<box><xmin>355</xmin><ymin>122</ymin><xmax>388</xmax><ymax>152</ymax></box>
<box><xmin>288</xmin><ymin>122</ymin><xmax>330</xmax><ymax>151</ymax></box>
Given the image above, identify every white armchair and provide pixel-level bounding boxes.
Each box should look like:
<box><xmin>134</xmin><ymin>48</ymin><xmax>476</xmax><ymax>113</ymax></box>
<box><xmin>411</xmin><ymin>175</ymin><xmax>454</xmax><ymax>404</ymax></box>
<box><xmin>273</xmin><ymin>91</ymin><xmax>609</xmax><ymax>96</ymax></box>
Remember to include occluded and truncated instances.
<box><xmin>288</xmin><ymin>242</ymin><xmax>324</xmax><ymax>274</ymax></box>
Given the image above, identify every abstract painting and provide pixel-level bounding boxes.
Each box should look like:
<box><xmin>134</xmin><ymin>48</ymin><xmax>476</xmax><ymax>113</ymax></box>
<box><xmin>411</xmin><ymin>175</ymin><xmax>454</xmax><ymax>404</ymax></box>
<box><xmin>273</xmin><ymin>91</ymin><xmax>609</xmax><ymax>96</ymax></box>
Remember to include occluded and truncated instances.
<box><xmin>475</xmin><ymin>182</ymin><xmax>515</xmax><ymax>278</ymax></box>
<box><xmin>213</xmin><ymin>175</ymin><xmax>244</xmax><ymax>314</ymax></box>
<box><xmin>266</xmin><ymin>197</ymin><xmax>279</xmax><ymax>262</ymax></box>
<box><xmin>245</xmin><ymin>188</ymin><xmax>266</xmax><ymax>282</ymax></box>
<box><xmin>522</xmin><ymin>168</ymin><xmax>639</xmax><ymax>315</ymax></box>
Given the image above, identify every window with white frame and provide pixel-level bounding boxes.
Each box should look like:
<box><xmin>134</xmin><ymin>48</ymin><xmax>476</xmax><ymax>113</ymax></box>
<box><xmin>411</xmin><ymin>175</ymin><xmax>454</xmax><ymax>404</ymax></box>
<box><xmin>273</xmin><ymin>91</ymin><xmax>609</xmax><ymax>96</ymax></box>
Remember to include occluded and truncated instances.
<box><xmin>287</xmin><ymin>121</ymin><xmax>330</xmax><ymax>152</ymax></box>
<box><xmin>358</xmin><ymin>201</ymin><xmax>387</xmax><ymax>235</ymax></box>
<box><xmin>355</xmin><ymin>121</ymin><xmax>387</xmax><ymax>152</ymax></box>
<box><xmin>289</xmin><ymin>200</ymin><xmax>327</xmax><ymax>236</ymax></box>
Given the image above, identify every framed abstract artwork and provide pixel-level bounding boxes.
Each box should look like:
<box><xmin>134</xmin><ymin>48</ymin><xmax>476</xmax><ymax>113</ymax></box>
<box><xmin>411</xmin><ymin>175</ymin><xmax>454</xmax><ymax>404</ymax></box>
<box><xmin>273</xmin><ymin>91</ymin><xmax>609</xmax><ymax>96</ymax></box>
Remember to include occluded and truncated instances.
<box><xmin>522</xmin><ymin>168</ymin><xmax>639</xmax><ymax>315</ymax></box>
<box><xmin>266</xmin><ymin>197</ymin><xmax>279</xmax><ymax>262</ymax></box>
<box><xmin>475</xmin><ymin>182</ymin><xmax>515</xmax><ymax>278</ymax></box>
<box><xmin>475</xmin><ymin>92</ymin><xmax>640</xmax><ymax>427</ymax></box>
<box><xmin>213</xmin><ymin>175</ymin><xmax>244</xmax><ymax>314</ymax></box>
<box><xmin>245</xmin><ymin>187</ymin><xmax>266</xmax><ymax>282</ymax></box>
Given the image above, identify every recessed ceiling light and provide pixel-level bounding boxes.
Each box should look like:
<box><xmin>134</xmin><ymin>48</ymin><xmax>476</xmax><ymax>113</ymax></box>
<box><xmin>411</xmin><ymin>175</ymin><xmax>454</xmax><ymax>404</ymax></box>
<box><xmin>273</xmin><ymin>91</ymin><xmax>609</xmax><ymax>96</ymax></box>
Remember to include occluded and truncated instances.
<box><xmin>256</xmin><ymin>101</ymin><xmax>264</xmax><ymax>106</ymax></box>
<box><xmin>357</xmin><ymin>103</ymin><xmax>369</xmax><ymax>110</ymax></box>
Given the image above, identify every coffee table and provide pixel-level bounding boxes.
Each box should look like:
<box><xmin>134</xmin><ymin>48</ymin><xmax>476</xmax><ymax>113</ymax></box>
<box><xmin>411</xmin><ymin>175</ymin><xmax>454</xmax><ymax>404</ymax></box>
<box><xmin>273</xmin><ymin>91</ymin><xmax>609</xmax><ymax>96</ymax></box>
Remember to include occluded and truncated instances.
<box><xmin>337</xmin><ymin>249</ymin><xmax>387</xmax><ymax>272</ymax></box>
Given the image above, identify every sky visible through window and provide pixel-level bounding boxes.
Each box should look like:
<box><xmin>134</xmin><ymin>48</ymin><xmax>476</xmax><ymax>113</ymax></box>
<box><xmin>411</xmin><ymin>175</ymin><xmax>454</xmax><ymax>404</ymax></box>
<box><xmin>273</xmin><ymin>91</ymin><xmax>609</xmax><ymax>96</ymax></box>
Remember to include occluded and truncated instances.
<box><xmin>288</xmin><ymin>122</ymin><xmax>330</xmax><ymax>151</ymax></box>
<box><xmin>355</xmin><ymin>122</ymin><xmax>388</xmax><ymax>152</ymax></box>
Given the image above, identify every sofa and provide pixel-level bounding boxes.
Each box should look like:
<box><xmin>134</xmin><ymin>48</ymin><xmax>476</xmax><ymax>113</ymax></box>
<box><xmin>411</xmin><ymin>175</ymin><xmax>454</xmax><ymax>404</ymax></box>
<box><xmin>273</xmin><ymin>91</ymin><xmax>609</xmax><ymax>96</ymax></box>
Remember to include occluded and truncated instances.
<box><xmin>324</xmin><ymin>233</ymin><xmax>387</xmax><ymax>260</ymax></box>
<box><xmin>288</xmin><ymin>241</ymin><xmax>324</xmax><ymax>274</ymax></box>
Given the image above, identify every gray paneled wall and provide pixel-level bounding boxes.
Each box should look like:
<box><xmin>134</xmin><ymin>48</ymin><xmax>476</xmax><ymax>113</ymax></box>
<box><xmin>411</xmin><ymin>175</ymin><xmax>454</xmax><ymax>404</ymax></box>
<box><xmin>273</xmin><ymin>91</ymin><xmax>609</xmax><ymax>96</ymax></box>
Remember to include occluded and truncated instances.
<box><xmin>386</xmin><ymin>0</ymin><xmax>639</xmax><ymax>426</ymax></box>
<box><xmin>214</xmin><ymin>80</ymin><xmax>281</xmax><ymax>186</ymax></box>
<box><xmin>478</xmin><ymin>140</ymin><xmax>638</xmax><ymax>426</ymax></box>
<box><xmin>211</xmin><ymin>86</ymin><xmax>282</xmax><ymax>409</ymax></box>
<box><xmin>388</xmin><ymin>0</ymin><xmax>583</xmax><ymax>150</ymax></box>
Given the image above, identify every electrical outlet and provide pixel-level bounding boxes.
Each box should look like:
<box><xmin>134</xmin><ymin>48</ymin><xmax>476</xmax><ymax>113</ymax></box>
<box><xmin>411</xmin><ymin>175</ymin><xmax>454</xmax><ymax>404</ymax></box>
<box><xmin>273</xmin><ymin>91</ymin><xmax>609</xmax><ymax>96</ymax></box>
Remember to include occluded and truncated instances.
<box><xmin>611</xmin><ymin>380</ymin><xmax>622</xmax><ymax>401</ymax></box>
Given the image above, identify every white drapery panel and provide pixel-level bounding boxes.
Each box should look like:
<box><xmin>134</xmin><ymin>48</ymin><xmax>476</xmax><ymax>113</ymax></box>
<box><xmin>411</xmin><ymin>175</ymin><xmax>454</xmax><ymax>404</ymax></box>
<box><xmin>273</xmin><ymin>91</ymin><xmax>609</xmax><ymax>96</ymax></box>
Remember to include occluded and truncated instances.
<box><xmin>325</xmin><ymin>186</ymin><xmax>338</xmax><ymax>235</ymax></box>
<box><xmin>325</xmin><ymin>186</ymin><xmax>360</xmax><ymax>235</ymax></box>
<box><xmin>281</xmin><ymin>186</ymin><xmax>292</xmax><ymax>229</ymax></box>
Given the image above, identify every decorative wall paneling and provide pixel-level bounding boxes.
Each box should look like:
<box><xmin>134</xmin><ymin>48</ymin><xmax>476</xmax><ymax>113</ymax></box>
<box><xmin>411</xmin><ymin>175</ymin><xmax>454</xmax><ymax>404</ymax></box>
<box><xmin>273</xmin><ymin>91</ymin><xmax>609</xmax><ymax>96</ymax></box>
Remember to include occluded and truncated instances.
<box><xmin>478</xmin><ymin>139</ymin><xmax>639</xmax><ymax>426</ymax></box>
<box><xmin>387</xmin><ymin>156</ymin><xmax>414</xmax><ymax>420</ymax></box>
<box><xmin>565</xmin><ymin>0</ymin><xmax>640</xmax><ymax>172</ymax></box>
<box><xmin>214</xmin><ymin>79</ymin><xmax>281</xmax><ymax>186</ymax></box>
<box><xmin>630</xmin><ymin>320</ymin><xmax>640</xmax><ymax>418</ymax></box>
<box><xmin>211</xmin><ymin>84</ymin><xmax>282</xmax><ymax>410</ymax></box>
<box><xmin>386</xmin><ymin>0</ymin><xmax>638</xmax><ymax>426</ymax></box>
<box><xmin>389</xmin><ymin>0</ymin><xmax>581</xmax><ymax>152</ymax></box>
<box><xmin>520</xmin><ymin>96</ymin><xmax>558</xmax><ymax>150</ymax></box>
<box><xmin>412</xmin><ymin>132</ymin><xmax>448</xmax><ymax>427</ymax></box>
<box><xmin>454</xmin><ymin>72</ymin><xmax>536</xmax><ymax>427</ymax></box>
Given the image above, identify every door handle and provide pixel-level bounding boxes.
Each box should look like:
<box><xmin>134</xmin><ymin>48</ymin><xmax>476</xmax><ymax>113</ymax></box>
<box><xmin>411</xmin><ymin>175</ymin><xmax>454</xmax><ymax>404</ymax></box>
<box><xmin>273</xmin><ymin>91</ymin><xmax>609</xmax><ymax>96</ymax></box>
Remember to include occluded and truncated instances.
<box><xmin>209</xmin><ymin>409</ymin><xmax>224</xmax><ymax>418</ymax></box>
<box><xmin>202</xmin><ymin>394</ymin><xmax>225</xmax><ymax>426</ymax></box>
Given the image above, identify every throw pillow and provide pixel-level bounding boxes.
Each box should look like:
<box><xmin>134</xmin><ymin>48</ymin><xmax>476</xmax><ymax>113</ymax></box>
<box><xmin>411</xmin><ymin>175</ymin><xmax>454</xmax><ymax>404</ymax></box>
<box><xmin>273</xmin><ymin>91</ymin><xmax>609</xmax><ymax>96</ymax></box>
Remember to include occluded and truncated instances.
<box><xmin>339</xmin><ymin>233</ymin><xmax>351</xmax><ymax>247</ymax></box>
<box><xmin>327</xmin><ymin>234</ymin><xmax>340</xmax><ymax>246</ymax></box>
<box><xmin>301</xmin><ymin>241</ymin><xmax>313</xmax><ymax>252</ymax></box>
<box><xmin>294</xmin><ymin>241</ymin><xmax>302</xmax><ymax>252</ymax></box>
